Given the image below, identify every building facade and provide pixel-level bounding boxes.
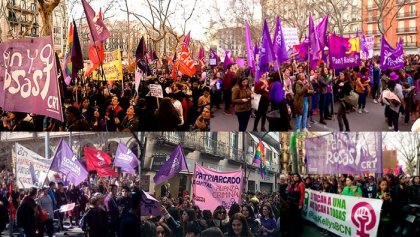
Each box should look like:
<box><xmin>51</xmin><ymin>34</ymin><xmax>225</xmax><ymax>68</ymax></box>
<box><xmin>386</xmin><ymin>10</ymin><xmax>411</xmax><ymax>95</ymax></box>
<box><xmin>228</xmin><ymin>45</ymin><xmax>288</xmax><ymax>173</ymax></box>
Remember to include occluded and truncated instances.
<box><xmin>363</xmin><ymin>0</ymin><xmax>420</xmax><ymax>54</ymax></box>
<box><xmin>141</xmin><ymin>132</ymin><xmax>280</xmax><ymax>197</ymax></box>
<box><xmin>0</xmin><ymin>0</ymin><xmax>41</xmax><ymax>42</ymax></box>
<box><xmin>215</xmin><ymin>26</ymin><xmax>246</xmax><ymax>58</ymax></box>
<box><xmin>52</xmin><ymin>0</ymin><xmax>67</xmax><ymax>56</ymax></box>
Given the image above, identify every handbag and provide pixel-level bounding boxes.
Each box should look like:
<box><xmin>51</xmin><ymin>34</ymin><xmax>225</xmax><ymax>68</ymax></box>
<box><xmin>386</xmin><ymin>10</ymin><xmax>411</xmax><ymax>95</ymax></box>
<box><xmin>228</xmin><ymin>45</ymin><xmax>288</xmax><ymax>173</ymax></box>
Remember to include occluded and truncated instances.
<box><xmin>38</xmin><ymin>208</ymin><xmax>49</xmax><ymax>223</ymax></box>
<box><xmin>344</xmin><ymin>91</ymin><xmax>359</xmax><ymax>107</ymax></box>
<box><xmin>251</xmin><ymin>93</ymin><xmax>262</xmax><ymax>110</ymax></box>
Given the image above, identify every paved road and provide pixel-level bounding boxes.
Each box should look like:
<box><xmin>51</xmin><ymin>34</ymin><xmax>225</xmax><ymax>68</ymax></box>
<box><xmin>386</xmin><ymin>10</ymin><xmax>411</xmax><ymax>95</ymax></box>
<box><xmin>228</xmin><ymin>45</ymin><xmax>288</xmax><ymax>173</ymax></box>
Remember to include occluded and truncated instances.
<box><xmin>211</xmin><ymin>99</ymin><xmax>412</xmax><ymax>131</ymax></box>
<box><xmin>2</xmin><ymin>222</ymin><xmax>84</xmax><ymax>237</ymax></box>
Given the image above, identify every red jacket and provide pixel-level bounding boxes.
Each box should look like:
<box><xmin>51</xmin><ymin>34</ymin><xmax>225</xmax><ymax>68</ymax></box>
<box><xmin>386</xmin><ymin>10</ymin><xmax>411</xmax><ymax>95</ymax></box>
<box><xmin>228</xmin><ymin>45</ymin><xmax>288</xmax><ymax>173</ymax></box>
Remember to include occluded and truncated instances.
<box><xmin>223</xmin><ymin>71</ymin><xmax>235</xmax><ymax>90</ymax></box>
<box><xmin>287</xmin><ymin>182</ymin><xmax>305</xmax><ymax>208</ymax></box>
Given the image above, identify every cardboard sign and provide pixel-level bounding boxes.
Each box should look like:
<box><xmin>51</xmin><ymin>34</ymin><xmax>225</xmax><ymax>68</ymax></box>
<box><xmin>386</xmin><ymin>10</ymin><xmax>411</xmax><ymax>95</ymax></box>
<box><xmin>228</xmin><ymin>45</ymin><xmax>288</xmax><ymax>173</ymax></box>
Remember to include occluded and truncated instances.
<box><xmin>149</xmin><ymin>84</ymin><xmax>163</xmax><ymax>98</ymax></box>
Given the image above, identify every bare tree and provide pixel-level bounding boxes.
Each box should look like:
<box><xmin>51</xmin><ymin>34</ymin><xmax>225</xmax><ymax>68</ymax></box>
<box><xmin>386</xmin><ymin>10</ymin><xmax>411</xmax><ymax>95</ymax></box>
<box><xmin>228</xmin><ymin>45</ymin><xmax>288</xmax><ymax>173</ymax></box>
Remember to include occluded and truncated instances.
<box><xmin>36</xmin><ymin>0</ymin><xmax>60</xmax><ymax>36</ymax></box>
<box><xmin>66</xmin><ymin>0</ymin><xmax>119</xmax><ymax>20</ymax></box>
<box><xmin>384</xmin><ymin>132</ymin><xmax>419</xmax><ymax>176</ymax></box>
<box><xmin>312</xmin><ymin>0</ymin><xmax>361</xmax><ymax>36</ymax></box>
<box><xmin>122</xmin><ymin>0</ymin><xmax>198</xmax><ymax>55</ymax></box>
<box><xmin>371</xmin><ymin>0</ymin><xmax>409</xmax><ymax>35</ymax></box>
<box><xmin>263</xmin><ymin>0</ymin><xmax>310</xmax><ymax>41</ymax></box>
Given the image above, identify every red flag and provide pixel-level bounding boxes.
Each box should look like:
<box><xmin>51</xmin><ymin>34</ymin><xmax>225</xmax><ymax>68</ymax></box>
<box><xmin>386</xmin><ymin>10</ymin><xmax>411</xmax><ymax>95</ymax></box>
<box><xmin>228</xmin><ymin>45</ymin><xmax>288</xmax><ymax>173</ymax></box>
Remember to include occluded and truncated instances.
<box><xmin>81</xmin><ymin>0</ymin><xmax>110</xmax><ymax>43</ymax></box>
<box><xmin>183</xmin><ymin>31</ymin><xmax>191</xmax><ymax>47</ymax></box>
<box><xmin>8</xmin><ymin>183</ymin><xmax>16</xmax><ymax>221</ymax></box>
<box><xmin>84</xmin><ymin>147</ymin><xmax>118</xmax><ymax>177</ymax></box>
<box><xmin>178</xmin><ymin>45</ymin><xmax>196</xmax><ymax>77</ymax></box>
<box><xmin>85</xmin><ymin>8</ymin><xmax>105</xmax><ymax>78</ymax></box>
<box><xmin>171</xmin><ymin>62</ymin><xmax>178</xmax><ymax>80</ymax></box>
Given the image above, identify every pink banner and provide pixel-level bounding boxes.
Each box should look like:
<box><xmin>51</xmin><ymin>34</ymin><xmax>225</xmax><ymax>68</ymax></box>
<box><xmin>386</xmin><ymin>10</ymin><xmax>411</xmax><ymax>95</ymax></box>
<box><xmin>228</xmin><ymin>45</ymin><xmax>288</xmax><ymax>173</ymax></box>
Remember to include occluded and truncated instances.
<box><xmin>192</xmin><ymin>163</ymin><xmax>243</xmax><ymax>212</ymax></box>
<box><xmin>0</xmin><ymin>36</ymin><xmax>63</xmax><ymax>121</ymax></box>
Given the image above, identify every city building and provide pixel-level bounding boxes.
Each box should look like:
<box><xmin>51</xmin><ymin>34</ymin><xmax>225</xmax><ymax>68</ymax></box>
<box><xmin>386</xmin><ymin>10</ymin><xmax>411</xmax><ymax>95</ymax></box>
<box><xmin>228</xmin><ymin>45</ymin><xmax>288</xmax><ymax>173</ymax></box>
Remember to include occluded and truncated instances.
<box><xmin>363</xmin><ymin>0</ymin><xmax>420</xmax><ymax>54</ymax></box>
<box><xmin>215</xmin><ymin>26</ymin><xmax>246</xmax><ymax>58</ymax></box>
<box><xmin>0</xmin><ymin>0</ymin><xmax>42</xmax><ymax>42</ymax></box>
<box><xmin>52</xmin><ymin>0</ymin><xmax>68</xmax><ymax>56</ymax></box>
<box><xmin>142</xmin><ymin>132</ymin><xmax>280</xmax><ymax>197</ymax></box>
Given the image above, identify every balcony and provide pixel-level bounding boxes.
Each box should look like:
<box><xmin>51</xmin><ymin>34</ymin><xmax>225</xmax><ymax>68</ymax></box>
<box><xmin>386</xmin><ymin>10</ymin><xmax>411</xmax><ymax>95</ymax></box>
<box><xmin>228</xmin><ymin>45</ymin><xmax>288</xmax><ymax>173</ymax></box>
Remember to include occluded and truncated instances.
<box><xmin>7</xmin><ymin>16</ymin><xmax>18</xmax><ymax>24</ymax></box>
<box><xmin>374</xmin><ymin>42</ymin><xmax>381</xmax><ymax>49</ymax></box>
<box><xmin>397</xmin><ymin>27</ymin><xmax>417</xmax><ymax>34</ymax></box>
<box><xmin>228</xmin><ymin>146</ymin><xmax>244</xmax><ymax>164</ymax></box>
<box><xmin>366</xmin><ymin>30</ymin><xmax>381</xmax><ymax>36</ymax></box>
<box><xmin>366</xmin><ymin>4</ymin><xmax>378</xmax><ymax>10</ymax></box>
<box><xmin>397</xmin><ymin>11</ymin><xmax>417</xmax><ymax>19</ymax></box>
<box><xmin>7</xmin><ymin>2</ymin><xmax>34</xmax><ymax>14</ymax></box>
<box><xmin>366</xmin><ymin>16</ymin><xmax>379</xmax><ymax>23</ymax></box>
<box><xmin>200</xmin><ymin>136</ymin><xmax>227</xmax><ymax>159</ymax></box>
<box><xmin>403</xmin><ymin>42</ymin><xmax>417</xmax><ymax>48</ymax></box>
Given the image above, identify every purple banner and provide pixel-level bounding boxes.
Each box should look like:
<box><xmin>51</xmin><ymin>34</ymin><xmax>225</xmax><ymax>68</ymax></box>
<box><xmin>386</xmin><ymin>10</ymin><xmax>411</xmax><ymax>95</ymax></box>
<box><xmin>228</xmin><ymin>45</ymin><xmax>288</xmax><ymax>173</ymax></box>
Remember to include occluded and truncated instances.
<box><xmin>305</xmin><ymin>133</ymin><xmax>381</xmax><ymax>174</ymax></box>
<box><xmin>329</xmin><ymin>34</ymin><xmax>361</xmax><ymax>69</ymax></box>
<box><xmin>153</xmin><ymin>144</ymin><xmax>188</xmax><ymax>186</ymax></box>
<box><xmin>380</xmin><ymin>36</ymin><xmax>404</xmax><ymax>71</ymax></box>
<box><xmin>0</xmin><ymin>36</ymin><xmax>63</xmax><ymax>121</ymax></box>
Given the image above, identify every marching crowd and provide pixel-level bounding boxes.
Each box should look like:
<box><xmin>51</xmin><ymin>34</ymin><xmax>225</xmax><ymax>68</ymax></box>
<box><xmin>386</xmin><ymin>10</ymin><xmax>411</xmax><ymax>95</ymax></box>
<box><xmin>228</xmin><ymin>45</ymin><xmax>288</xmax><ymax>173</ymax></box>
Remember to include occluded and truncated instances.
<box><xmin>0</xmin><ymin>68</ymin><xmax>211</xmax><ymax>132</ymax></box>
<box><xmin>0</xmin><ymin>168</ymin><xmax>283</xmax><ymax>237</ymax></box>
<box><xmin>141</xmin><ymin>190</ymin><xmax>281</xmax><ymax>237</ymax></box>
<box><xmin>211</xmin><ymin>55</ymin><xmax>420</xmax><ymax>132</ymax></box>
<box><xmin>279</xmin><ymin>173</ymin><xmax>420</xmax><ymax>237</ymax></box>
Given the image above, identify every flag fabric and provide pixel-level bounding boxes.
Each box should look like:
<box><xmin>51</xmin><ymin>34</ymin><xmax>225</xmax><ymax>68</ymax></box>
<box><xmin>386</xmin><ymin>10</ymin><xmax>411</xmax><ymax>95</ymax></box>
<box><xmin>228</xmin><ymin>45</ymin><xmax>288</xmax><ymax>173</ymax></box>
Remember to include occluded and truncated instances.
<box><xmin>273</xmin><ymin>16</ymin><xmax>288</xmax><ymax>67</ymax></box>
<box><xmin>309</xmin><ymin>13</ymin><xmax>321</xmax><ymax>64</ymax></box>
<box><xmin>81</xmin><ymin>0</ymin><xmax>110</xmax><ymax>43</ymax></box>
<box><xmin>141</xmin><ymin>189</ymin><xmax>162</xmax><ymax>216</ymax></box>
<box><xmin>183</xmin><ymin>31</ymin><xmax>191</xmax><ymax>47</ymax></box>
<box><xmin>50</xmin><ymin>139</ymin><xmax>88</xmax><ymax>186</ymax></box>
<box><xmin>63</xmin><ymin>22</ymin><xmax>73</xmax><ymax>85</ymax></box>
<box><xmin>253</xmin><ymin>140</ymin><xmax>264</xmax><ymax>166</ymax></box>
<box><xmin>8</xmin><ymin>183</ymin><xmax>16</xmax><ymax>221</ymax></box>
<box><xmin>328</xmin><ymin>34</ymin><xmax>361</xmax><ymax>69</ymax></box>
<box><xmin>245</xmin><ymin>21</ymin><xmax>255</xmax><ymax>73</ymax></box>
<box><xmin>261</xmin><ymin>149</ymin><xmax>267</xmax><ymax>179</ymax></box>
<box><xmin>223</xmin><ymin>50</ymin><xmax>234</xmax><ymax>67</ymax></box>
<box><xmin>85</xmin><ymin>8</ymin><xmax>105</xmax><ymax>78</ymax></box>
<box><xmin>136</xmin><ymin>36</ymin><xmax>147</xmax><ymax>61</ymax></box>
<box><xmin>256</xmin><ymin>20</ymin><xmax>274</xmax><ymax>82</ymax></box>
<box><xmin>209</xmin><ymin>48</ymin><xmax>219</xmax><ymax>66</ymax></box>
<box><xmin>84</xmin><ymin>147</ymin><xmax>118</xmax><ymax>177</ymax></box>
<box><xmin>178</xmin><ymin>45</ymin><xmax>196</xmax><ymax>77</ymax></box>
<box><xmin>254</xmin><ymin>42</ymin><xmax>259</xmax><ymax>58</ymax></box>
<box><xmin>70</xmin><ymin>20</ymin><xmax>83</xmax><ymax>79</ymax></box>
<box><xmin>114</xmin><ymin>142</ymin><xmax>139</xmax><ymax>174</ymax></box>
<box><xmin>316</xmin><ymin>16</ymin><xmax>329</xmax><ymax>50</ymax></box>
<box><xmin>380</xmin><ymin>36</ymin><xmax>405</xmax><ymax>71</ymax></box>
<box><xmin>59</xmin><ymin>203</ymin><xmax>76</xmax><ymax>212</ymax></box>
<box><xmin>153</xmin><ymin>144</ymin><xmax>188</xmax><ymax>186</ymax></box>
<box><xmin>198</xmin><ymin>47</ymin><xmax>205</xmax><ymax>66</ymax></box>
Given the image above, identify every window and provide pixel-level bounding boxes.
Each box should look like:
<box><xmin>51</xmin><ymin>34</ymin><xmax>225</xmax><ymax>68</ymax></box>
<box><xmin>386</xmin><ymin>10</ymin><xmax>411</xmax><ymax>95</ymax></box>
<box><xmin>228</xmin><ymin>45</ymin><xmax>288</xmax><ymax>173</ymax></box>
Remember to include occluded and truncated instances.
<box><xmin>367</xmin><ymin>0</ymin><xmax>372</xmax><ymax>8</ymax></box>
<box><xmin>20</xmin><ymin>1</ymin><xmax>26</xmax><ymax>9</ymax></box>
<box><xmin>230</xmin><ymin>133</ymin><xmax>239</xmax><ymax>159</ymax></box>
<box><xmin>410</xmin><ymin>5</ymin><xmax>415</xmax><ymax>13</ymax></box>
<box><xmin>398</xmin><ymin>21</ymin><xmax>404</xmax><ymax>29</ymax></box>
<box><xmin>368</xmin><ymin>24</ymin><xmax>373</xmax><ymax>32</ymax></box>
<box><xmin>409</xmin><ymin>19</ymin><xmax>416</xmax><ymax>28</ymax></box>
<box><xmin>31</xmin><ymin>3</ymin><xmax>35</xmax><ymax>12</ymax></box>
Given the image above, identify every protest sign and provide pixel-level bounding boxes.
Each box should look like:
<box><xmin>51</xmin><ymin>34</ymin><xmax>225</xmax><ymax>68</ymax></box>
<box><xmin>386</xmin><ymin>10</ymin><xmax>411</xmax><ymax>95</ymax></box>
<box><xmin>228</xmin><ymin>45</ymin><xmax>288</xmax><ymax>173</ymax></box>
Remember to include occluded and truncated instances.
<box><xmin>0</xmin><ymin>36</ymin><xmax>63</xmax><ymax>121</ymax></box>
<box><xmin>149</xmin><ymin>84</ymin><xmax>163</xmax><ymax>98</ymax></box>
<box><xmin>361</xmin><ymin>36</ymin><xmax>374</xmax><ymax>60</ymax></box>
<box><xmin>283</xmin><ymin>28</ymin><xmax>300</xmax><ymax>52</ymax></box>
<box><xmin>92</xmin><ymin>49</ymin><xmax>123</xmax><ymax>80</ymax></box>
<box><xmin>15</xmin><ymin>143</ymin><xmax>51</xmax><ymax>189</ymax></box>
<box><xmin>302</xmin><ymin>189</ymin><xmax>383</xmax><ymax>237</ymax></box>
<box><xmin>192</xmin><ymin>163</ymin><xmax>243</xmax><ymax>212</ymax></box>
<box><xmin>329</xmin><ymin>34</ymin><xmax>361</xmax><ymax>69</ymax></box>
<box><xmin>141</xmin><ymin>189</ymin><xmax>162</xmax><ymax>216</ymax></box>
<box><xmin>380</xmin><ymin>36</ymin><xmax>404</xmax><ymax>71</ymax></box>
<box><xmin>305</xmin><ymin>133</ymin><xmax>381</xmax><ymax>174</ymax></box>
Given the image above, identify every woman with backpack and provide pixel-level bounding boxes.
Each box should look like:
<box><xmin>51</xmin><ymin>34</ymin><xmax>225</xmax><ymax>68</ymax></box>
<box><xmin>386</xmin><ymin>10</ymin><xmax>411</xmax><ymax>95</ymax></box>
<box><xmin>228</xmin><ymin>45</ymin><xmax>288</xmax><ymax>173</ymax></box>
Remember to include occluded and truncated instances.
<box><xmin>379</xmin><ymin>72</ymin><xmax>404</xmax><ymax>131</ymax></box>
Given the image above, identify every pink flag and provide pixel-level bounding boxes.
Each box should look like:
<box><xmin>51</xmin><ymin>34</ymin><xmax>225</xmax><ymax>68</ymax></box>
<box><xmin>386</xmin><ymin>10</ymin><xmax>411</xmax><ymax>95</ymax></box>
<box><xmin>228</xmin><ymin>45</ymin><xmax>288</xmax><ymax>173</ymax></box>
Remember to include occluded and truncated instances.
<box><xmin>81</xmin><ymin>0</ymin><xmax>110</xmax><ymax>43</ymax></box>
<box><xmin>183</xmin><ymin>31</ymin><xmax>191</xmax><ymax>46</ymax></box>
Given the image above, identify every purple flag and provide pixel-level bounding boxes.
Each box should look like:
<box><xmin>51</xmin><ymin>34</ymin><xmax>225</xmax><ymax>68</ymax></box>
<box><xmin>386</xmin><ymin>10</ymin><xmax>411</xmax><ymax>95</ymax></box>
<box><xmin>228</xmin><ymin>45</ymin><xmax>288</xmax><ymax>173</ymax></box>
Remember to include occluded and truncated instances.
<box><xmin>245</xmin><ymin>21</ymin><xmax>256</xmax><ymax>73</ymax></box>
<box><xmin>0</xmin><ymin>36</ymin><xmax>64</xmax><ymax>121</ymax></box>
<box><xmin>71</xmin><ymin>20</ymin><xmax>83</xmax><ymax>79</ymax></box>
<box><xmin>209</xmin><ymin>48</ymin><xmax>219</xmax><ymax>66</ymax></box>
<box><xmin>223</xmin><ymin>50</ymin><xmax>234</xmax><ymax>67</ymax></box>
<box><xmin>256</xmin><ymin>20</ymin><xmax>274</xmax><ymax>82</ymax></box>
<box><xmin>114</xmin><ymin>142</ymin><xmax>139</xmax><ymax>174</ymax></box>
<box><xmin>328</xmin><ymin>34</ymin><xmax>361</xmax><ymax>69</ymax></box>
<box><xmin>295</xmin><ymin>38</ymin><xmax>309</xmax><ymax>62</ymax></box>
<box><xmin>316</xmin><ymin>16</ymin><xmax>329</xmax><ymax>50</ymax></box>
<box><xmin>305</xmin><ymin>132</ymin><xmax>382</xmax><ymax>174</ymax></box>
<box><xmin>183</xmin><ymin>31</ymin><xmax>191</xmax><ymax>46</ymax></box>
<box><xmin>81</xmin><ymin>0</ymin><xmax>110</xmax><ymax>43</ymax></box>
<box><xmin>253</xmin><ymin>42</ymin><xmax>259</xmax><ymax>58</ymax></box>
<box><xmin>273</xmin><ymin>17</ymin><xmax>288</xmax><ymax>67</ymax></box>
<box><xmin>141</xmin><ymin>190</ymin><xmax>162</xmax><ymax>216</ymax></box>
<box><xmin>153</xmin><ymin>144</ymin><xmax>188</xmax><ymax>186</ymax></box>
<box><xmin>380</xmin><ymin>36</ymin><xmax>405</xmax><ymax>71</ymax></box>
<box><xmin>50</xmin><ymin>139</ymin><xmax>88</xmax><ymax>186</ymax></box>
<box><xmin>309</xmin><ymin>13</ymin><xmax>320</xmax><ymax>62</ymax></box>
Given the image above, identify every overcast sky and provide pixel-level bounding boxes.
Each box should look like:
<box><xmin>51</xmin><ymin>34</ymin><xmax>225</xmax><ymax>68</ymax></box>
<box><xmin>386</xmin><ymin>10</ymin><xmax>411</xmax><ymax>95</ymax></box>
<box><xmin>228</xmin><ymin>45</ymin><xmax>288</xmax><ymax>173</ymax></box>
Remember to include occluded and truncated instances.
<box><xmin>68</xmin><ymin>0</ymin><xmax>261</xmax><ymax>41</ymax></box>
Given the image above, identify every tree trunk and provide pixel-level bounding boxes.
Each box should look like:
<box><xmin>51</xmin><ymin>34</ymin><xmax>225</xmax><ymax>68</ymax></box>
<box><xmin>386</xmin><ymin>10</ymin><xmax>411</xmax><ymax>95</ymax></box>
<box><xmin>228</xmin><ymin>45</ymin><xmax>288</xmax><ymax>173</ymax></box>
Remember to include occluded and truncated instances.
<box><xmin>37</xmin><ymin>0</ymin><xmax>60</xmax><ymax>36</ymax></box>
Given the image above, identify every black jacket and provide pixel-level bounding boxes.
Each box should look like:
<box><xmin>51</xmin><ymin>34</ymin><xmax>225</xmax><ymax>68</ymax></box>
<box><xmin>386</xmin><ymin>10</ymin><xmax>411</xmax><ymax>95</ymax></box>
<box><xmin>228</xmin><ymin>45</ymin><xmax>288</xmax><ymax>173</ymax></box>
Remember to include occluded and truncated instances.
<box><xmin>16</xmin><ymin>196</ymin><xmax>37</xmax><ymax>235</ymax></box>
<box><xmin>119</xmin><ymin>212</ymin><xmax>141</xmax><ymax>237</ymax></box>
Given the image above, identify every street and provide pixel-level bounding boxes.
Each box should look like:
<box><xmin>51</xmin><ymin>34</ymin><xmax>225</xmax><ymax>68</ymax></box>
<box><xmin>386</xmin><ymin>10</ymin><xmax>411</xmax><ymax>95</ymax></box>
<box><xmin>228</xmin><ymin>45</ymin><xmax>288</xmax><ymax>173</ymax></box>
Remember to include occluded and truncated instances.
<box><xmin>211</xmin><ymin>99</ymin><xmax>412</xmax><ymax>131</ymax></box>
<box><xmin>300</xmin><ymin>221</ymin><xmax>338</xmax><ymax>237</ymax></box>
<box><xmin>2</xmin><ymin>221</ymin><xmax>84</xmax><ymax>237</ymax></box>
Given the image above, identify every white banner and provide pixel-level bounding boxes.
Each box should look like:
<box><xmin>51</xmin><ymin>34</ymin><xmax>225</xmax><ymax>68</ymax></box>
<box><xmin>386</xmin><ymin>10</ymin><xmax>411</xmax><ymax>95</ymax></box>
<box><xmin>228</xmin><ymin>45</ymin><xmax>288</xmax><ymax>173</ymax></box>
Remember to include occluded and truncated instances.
<box><xmin>361</xmin><ymin>36</ymin><xmax>375</xmax><ymax>60</ymax></box>
<box><xmin>15</xmin><ymin>143</ymin><xmax>51</xmax><ymax>189</ymax></box>
<box><xmin>302</xmin><ymin>189</ymin><xmax>383</xmax><ymax>237</ymax></box>
<box><xmin>283</xmin><ymin>28</ymin><xmax>300</xmax><ymax>52</ymax></box>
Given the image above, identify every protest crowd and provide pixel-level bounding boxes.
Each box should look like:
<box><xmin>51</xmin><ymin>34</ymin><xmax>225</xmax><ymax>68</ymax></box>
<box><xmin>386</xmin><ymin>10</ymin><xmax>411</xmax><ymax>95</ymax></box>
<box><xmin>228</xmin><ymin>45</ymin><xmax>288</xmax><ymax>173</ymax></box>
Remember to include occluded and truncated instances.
<box><xmin>279</xmin><ymin>173</ymin><xmax>420</xmax><ymax>237</ymax></box>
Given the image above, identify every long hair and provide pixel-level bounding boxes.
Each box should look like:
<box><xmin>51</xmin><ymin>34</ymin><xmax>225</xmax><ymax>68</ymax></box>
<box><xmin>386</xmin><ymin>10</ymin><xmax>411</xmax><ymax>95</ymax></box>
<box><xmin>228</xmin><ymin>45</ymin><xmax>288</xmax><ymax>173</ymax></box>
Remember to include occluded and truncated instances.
<box><xmin>229</xmin><ymin>213</ymin><xmax>254</xmax><ymax>237</ymax></box>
